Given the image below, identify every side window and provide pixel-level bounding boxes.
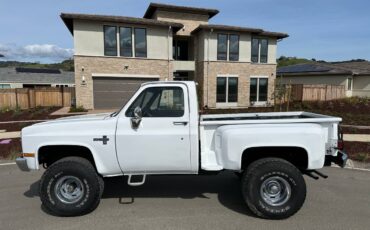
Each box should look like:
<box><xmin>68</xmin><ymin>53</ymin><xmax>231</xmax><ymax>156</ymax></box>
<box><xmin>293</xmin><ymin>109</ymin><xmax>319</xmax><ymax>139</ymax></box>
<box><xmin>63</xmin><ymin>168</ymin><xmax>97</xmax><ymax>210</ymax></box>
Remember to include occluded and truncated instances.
<box><xmin>126</xmin><ymin>87</ymin><xmax>184</xmax><ymax>117</ymax></box>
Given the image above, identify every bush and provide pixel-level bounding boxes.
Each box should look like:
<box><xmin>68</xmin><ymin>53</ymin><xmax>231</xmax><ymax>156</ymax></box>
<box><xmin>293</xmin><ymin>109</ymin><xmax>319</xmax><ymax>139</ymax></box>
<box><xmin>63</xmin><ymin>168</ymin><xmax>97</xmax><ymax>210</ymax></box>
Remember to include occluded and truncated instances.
<box><xmin>354</xmin><ymin>153</ymin><xmax>369</xmax><ymax>162</ymax></box>
<box><xmin>69</xmin><ymin>106</ymin><xmax>87</xmax><ymax>113</ymax></box>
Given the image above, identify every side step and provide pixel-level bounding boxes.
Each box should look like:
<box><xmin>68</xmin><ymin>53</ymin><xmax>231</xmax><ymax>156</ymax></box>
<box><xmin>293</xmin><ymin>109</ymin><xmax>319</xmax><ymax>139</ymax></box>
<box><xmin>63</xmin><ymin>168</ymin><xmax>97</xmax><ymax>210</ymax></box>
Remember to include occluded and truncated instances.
<box><xmin>127</xmin><ymin>174</ymin><xmax>146</xmax><ymax>186</ymax></box>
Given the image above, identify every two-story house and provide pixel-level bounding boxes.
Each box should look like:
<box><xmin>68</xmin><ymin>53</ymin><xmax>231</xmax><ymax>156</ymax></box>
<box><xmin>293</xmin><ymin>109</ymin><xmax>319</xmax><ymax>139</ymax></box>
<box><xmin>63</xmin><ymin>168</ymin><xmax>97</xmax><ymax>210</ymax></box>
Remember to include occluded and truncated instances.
<box><xmin>61</xmin><ymin>2</ymin><xmax>288</xmax><ymax>109</ymax></box>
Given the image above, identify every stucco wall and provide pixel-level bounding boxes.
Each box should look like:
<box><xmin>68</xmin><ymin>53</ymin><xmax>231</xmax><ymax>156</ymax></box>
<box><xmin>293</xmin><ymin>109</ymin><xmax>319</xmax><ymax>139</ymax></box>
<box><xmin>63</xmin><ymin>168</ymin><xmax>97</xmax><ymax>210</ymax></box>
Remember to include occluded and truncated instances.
<box><xmin>353</xmin><ymin>75</ymin><xmax>370</xmax><ymax>90</ymax></box>
<box><xmin>198</xmin><ymin>30</ymin><xmax>277</xmax><ymax>64</ymax></box>
<box><xmin>73</xmin><ymin>20</ymin><xmax>172</xmax><ymax>60</ymax></box>
<box><xmin>154</xmin><ymin>10</ymin><xmax>209</xmax><ymax>36</ymax></box>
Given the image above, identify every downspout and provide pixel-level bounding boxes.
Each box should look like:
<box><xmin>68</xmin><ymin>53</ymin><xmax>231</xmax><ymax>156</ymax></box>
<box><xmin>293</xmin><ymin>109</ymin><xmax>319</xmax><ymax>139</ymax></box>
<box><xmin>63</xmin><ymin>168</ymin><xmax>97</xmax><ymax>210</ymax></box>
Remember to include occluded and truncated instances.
<box><xmin>206</xmin><ymin>28</ymin><xmax>213</xmax><ymax>107</ymax></box>
<box><xmin>167</xmin><ymin>26</ymin><xmax>172</xmax><ymax>81</ymax></box>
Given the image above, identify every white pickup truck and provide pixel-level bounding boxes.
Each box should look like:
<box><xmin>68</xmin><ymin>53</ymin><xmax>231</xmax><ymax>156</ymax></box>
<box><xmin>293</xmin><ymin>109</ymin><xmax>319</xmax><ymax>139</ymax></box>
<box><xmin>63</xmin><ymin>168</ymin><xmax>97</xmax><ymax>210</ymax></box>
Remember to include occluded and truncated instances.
<box><xmin>16</xmin><ymin>81</ymin><xmax>347</xmax><ymax>219</ymax></box>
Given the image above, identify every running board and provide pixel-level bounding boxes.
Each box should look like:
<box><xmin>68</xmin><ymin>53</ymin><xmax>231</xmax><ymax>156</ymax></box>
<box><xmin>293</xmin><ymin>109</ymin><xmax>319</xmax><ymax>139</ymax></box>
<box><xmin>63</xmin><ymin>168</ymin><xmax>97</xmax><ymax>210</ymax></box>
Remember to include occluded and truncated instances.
<box><xmin>127</xmin><ymin>174</ymin><xmax>146</xmax><ymax>186</ymax></box>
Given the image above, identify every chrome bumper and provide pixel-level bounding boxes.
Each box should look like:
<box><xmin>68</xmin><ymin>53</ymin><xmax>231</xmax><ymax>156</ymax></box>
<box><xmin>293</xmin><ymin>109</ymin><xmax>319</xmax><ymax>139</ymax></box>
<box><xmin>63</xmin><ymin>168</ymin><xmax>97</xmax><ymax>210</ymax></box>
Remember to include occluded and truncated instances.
<box><xmin>16</xmin><ymin>157</ymin><xmax>30</xmax><ymax>171</ymax></box>
<box><xmin>325</xmin><ymin>150</ymin><xmax>348</xmax><ymax>168</ymax></box>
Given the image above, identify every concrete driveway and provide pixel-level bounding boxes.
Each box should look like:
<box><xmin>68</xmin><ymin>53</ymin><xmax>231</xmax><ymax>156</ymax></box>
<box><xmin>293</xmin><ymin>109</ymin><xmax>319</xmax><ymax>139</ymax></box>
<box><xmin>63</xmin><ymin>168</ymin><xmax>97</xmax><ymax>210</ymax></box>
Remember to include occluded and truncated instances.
<box><xmin>0</xmin><ymin>165</ymin><xmax>369</xmax><ymax>230</ymax></box>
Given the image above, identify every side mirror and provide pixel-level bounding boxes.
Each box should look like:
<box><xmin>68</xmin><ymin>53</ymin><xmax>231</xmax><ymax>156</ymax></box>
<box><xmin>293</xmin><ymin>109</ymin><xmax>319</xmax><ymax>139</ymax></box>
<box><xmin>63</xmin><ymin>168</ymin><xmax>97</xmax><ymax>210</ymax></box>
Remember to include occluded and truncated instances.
<box><xmin>131</xmin><ymin>106</ymin><xmax>142</xmax><ymax>129</ymax></box>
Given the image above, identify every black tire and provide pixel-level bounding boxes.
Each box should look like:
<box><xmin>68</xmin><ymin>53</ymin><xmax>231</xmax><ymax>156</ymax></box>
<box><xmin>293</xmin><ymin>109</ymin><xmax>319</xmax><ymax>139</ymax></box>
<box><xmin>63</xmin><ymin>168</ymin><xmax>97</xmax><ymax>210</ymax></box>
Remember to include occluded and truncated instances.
<box><xmin>241</xmin><ymin>158</ymin><xmax>306</xmax><ymax>219</ymax></box>
<box><xmin>39</xmin><ymin>157</ymin><xmax>103</xmax><ymax>216</ymax></box>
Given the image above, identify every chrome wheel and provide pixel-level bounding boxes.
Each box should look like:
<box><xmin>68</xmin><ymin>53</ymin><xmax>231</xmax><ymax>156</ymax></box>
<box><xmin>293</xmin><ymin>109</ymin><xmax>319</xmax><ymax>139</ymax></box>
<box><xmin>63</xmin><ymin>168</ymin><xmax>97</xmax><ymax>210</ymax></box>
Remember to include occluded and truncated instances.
<box><xmin>260</xmin><ymin>176</ymin><xmax>291</xmax><ymax>206</ymax></box>
<box><xmin>54</xmin><ymin>176</ymin><xmax>84</xmax><ymax>204</ymax></box>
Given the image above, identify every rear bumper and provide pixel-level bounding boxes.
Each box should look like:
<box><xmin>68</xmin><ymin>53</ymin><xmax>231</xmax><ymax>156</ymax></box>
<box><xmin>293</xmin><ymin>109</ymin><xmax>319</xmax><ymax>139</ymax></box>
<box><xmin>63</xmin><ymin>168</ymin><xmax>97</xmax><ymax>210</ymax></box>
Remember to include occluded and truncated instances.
<box><xmin>16</xmin><ymin>157</ymin><xmax>30</xmax><ymax>172</ymax></box>
<box><xmin>325</xmin><ymin>150</ymin><xmax>348</xmax><ymax>168</ymax></box>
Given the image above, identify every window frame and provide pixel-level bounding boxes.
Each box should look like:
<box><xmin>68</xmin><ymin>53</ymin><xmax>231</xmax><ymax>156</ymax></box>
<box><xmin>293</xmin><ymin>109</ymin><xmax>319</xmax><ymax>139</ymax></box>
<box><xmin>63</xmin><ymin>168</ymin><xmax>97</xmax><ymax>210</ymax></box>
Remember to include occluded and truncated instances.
<box><xmin>125</xmin><ymin>86</ymin><xmax>185</xmax><ymax>118</ymax></box>
<box><xmin>103</xmin><ymin>25</ymin><xmax>118</xmax><ymax>56</ymax></box>
<box><xmin>119</xmin><ymin>27</ymin><xmax>133</xmax><ymax>57</ymax></box>
<box><xmin>134</xmin><ymin>27</ymin><xmax>147</xmax><ymax>58</ymax></box>
<box><xmin>347</xmin><ymin>78</ymin><xmax>353</xmax><ymax>91</ymax></box>
<box><xmin>249</xmin><ymin>76</ymin><xmax>269</xmax><ymax>105</ymax></box>
<box><xmin>217</xmin><ymin>33</ymin><xmax>228</xmax><ymax>61</ymax></box>
<box><xmin>216</xmin><ymin>75</ymin><xmax>239</xmax><ymax>107</ymax></box>
<box><xmin>228</xmin><ymin>34</ymin><xmax>240</xmax><ymax>61</ymax></box>
<box><xmin>251</xmin><ymin>37</ymin><xmax>269</xmax><ymax>63</ymax></box>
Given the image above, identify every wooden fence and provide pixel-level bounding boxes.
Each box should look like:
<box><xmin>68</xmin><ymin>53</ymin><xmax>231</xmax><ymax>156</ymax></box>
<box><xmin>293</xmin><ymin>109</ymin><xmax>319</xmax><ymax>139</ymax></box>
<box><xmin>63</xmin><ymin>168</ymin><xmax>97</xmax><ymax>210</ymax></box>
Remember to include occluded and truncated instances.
<box><xmin>278</xmin><ymin>84</ymin><xmax>346</xmax><ymax>103</ymax></box>
<box><xmin>0</xmin><ymin>87</ymin><xmax>75</xmax><ymax>109</ymax></box>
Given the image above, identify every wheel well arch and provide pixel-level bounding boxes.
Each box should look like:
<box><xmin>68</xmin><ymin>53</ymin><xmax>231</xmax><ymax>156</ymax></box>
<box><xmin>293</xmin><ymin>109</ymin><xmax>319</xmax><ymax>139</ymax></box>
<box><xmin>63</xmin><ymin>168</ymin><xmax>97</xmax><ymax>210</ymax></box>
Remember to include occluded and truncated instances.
<box><xmin>241</xmin><ymin>146</ymin><xmax>309</xmax><ymax>170</ymax></box>
<box><xmin>38</xmin><ymin>145</ymin><xmax>96</xmax><ymax>169</ymax></box>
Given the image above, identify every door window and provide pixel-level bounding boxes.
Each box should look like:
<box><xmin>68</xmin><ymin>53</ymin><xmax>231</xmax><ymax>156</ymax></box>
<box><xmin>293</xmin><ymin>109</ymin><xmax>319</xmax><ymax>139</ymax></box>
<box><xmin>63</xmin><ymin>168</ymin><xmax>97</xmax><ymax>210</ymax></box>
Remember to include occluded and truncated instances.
<box><xmin>126</xmin><ymin>87</ymin><xmax>184</xmax><ymax>117</ymax></box>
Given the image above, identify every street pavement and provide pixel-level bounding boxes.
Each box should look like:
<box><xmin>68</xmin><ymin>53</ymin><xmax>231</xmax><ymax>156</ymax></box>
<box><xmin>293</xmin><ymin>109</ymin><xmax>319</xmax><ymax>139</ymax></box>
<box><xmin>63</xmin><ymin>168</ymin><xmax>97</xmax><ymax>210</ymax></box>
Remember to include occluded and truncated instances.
<box><xmin>0</xmin><ymin>165</ymin><xmax>369</xmax><ymax>230</ymax></box>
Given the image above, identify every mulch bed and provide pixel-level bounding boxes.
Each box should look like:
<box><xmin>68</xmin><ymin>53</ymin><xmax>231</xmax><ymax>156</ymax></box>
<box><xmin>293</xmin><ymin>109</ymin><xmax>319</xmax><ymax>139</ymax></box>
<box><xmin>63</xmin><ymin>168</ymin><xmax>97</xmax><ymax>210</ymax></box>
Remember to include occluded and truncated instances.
<box><xmin>202</xmin><ymin>98</ymin><xmax>370</xmax><ymax>127</ymax></box>
<box><xmin>0</xmin><ymin>106</ymin><xmax>70</xmax><ymax>121</ymax></box>
<box><xmin>341</xmin><ymin>127</ymin><xmax>370</xmax><ymax>134</ymax></box>
<box><xmin>344</xmin><ymin>141</ymin><xmax>370</xmax><ymax>163</ymax></box>
<box><xmin>0</xmin><ymin>138</ymin><xmax>21</xmax><ymax>160</ymax></box>
<box><xmin>0</xmin><ymin>107</ymin><xmax>73</xmax><ymax>132</ymax></box>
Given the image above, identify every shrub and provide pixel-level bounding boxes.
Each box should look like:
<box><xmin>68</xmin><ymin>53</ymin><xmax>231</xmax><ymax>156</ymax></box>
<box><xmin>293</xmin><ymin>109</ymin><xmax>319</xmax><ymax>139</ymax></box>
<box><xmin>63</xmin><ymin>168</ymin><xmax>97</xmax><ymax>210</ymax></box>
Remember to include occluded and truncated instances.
<box><xmin>69</xmin><ymin>106</ymin><xmax>87</xmax><ymax>113</ymax></box>
<box><xmin>354</xmin><ymin>153</ymin><xmax>369</xmax><ymax>162</ymax></box>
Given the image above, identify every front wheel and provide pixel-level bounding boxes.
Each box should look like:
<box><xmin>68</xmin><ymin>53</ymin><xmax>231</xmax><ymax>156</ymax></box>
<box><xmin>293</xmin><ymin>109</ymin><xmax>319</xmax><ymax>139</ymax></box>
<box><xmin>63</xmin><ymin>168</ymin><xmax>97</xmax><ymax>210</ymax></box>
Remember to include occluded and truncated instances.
<box><xmin>39</xmin><ymin>157</ymin><xmax>103</xmax><ymax>216</ymax></box>
<box><xmin>241</xmin><ymin>158</ymin><xmax>306</xmax><ymax>219</ymax></box>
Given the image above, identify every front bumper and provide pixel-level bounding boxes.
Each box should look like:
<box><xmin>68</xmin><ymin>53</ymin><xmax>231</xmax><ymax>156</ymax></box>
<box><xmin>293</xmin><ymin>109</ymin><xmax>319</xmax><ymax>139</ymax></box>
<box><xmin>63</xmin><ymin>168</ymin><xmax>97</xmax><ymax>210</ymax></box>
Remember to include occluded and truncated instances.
<box><xmin>16</xmin><ymin>157</ymin><xmax>30</xmax><ymax>171</ymax></box>
<box><xmin>325</xmin><ymin>150</ymin><xmax>348</xmax><ymax>168</ymax></box>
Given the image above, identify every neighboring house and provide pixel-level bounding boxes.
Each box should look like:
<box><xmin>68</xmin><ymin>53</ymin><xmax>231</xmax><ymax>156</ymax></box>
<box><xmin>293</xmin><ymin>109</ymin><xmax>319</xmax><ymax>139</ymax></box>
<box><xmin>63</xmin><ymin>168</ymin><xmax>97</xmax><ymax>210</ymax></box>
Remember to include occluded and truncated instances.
<box><xmin>277</xmin><ymin>61</ymin><xmax>370</xmax><ymax>97</ymax></box>
<box><xmin>0</xmin><ymin>67</ymin><xmax>75</xmax><ymax>89</ymax></box>
<box><xmin>61</xmin><ymin>2</ymin><xmax>288</xmax><ymax>109</ymax></box>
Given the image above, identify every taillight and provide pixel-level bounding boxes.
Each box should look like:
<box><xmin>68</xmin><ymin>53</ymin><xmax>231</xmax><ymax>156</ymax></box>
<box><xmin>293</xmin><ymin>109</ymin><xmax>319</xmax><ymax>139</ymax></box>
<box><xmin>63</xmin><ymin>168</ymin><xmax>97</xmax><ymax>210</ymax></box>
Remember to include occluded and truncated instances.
<box><xmin>337</xmin><ymin>140</ymin><xmax>344</xmax><ymax>150</ymax></box>
<box><xmin>337</xmin><ymin>125</ymin><xmax>344</xmax><ymax>150</ymax></box>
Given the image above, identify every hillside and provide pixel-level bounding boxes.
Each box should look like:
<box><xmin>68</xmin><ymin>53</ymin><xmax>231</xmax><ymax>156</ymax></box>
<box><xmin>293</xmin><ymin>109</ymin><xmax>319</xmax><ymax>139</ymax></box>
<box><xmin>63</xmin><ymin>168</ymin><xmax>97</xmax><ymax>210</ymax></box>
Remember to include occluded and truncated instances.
<box><xmin>0</xmin><ymin>59</ymin><xmax>74</xmax><ymax>71</ymax></box>
<box><xmin>277</xmin><ymin>56</ymin><xmax>314</xmax><ymax>67</ymax></box>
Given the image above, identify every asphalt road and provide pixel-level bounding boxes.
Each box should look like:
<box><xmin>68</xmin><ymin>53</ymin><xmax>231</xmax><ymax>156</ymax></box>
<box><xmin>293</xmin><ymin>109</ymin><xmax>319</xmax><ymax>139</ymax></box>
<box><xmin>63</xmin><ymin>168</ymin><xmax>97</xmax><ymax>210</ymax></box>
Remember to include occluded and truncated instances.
<box><xmin>0</xmin><ymin>165</ymin><xmax>369</xmax><ymax>230</ymax></box>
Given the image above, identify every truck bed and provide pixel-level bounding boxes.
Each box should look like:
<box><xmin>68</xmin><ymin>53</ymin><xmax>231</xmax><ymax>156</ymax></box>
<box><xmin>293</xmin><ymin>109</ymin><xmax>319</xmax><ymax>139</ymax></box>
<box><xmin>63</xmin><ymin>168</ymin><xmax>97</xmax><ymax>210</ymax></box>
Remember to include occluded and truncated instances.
<box><xmin>200</xmin><ymin>111</ymin><xmax>341</xmax><ymax>125</ymax></box>
<box><xmin>199</xmin><ymin>111</ymin><xmax>342</xmax><ymax>171</ymax></box>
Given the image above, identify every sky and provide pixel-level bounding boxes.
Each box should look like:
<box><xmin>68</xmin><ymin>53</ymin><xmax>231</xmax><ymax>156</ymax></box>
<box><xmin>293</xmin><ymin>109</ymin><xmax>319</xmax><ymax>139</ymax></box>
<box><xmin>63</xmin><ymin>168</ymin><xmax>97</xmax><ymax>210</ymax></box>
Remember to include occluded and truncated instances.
<box><xmin>0</xmin><ymin>0</ymin><xmax>369</xmax><ymax>63</ymax></box>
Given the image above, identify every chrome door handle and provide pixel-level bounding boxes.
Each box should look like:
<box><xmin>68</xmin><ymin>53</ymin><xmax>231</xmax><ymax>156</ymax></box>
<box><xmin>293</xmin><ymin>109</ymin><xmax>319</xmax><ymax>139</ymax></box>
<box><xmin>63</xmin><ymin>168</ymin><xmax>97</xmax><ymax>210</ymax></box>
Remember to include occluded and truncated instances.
<box><xmin>173</xmin><ymin>121</ymin><xmax>188</xmax><ymax>126</ymax></box>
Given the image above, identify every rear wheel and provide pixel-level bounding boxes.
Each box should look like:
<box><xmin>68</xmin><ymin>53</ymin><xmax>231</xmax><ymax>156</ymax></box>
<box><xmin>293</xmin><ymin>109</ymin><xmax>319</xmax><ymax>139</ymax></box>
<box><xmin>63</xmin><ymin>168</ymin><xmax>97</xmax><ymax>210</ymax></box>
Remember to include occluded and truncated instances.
<box><xmin>39</xmin><ymin>157</ymin><xmax>103</xmax><ymax>216</ymax></box>
<box><xmin>241</xmin><ymin>158</ymin><xmax>306</xmax><ymax>219</ymax></box>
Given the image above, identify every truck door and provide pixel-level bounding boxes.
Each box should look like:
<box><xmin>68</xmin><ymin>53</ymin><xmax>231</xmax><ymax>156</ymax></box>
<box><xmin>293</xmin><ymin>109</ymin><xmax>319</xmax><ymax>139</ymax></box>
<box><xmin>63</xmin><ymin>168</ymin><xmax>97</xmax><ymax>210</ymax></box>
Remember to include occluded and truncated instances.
<box><xmin>115</xmin><ymin>84</ymin><xmax>192</xmax><ymax>173</ymax></box>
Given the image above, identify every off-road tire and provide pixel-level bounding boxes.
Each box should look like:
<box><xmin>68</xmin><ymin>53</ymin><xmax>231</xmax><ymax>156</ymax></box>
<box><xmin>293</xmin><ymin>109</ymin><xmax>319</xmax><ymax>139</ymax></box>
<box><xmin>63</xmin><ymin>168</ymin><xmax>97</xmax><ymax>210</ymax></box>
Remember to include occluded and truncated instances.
<box><xmin>39</xmin><ymin>156</ymin><xmax>103</xmax><ymax>216</ymax></box>
<box><xmin>241</xmin><ymin>157</ymin><xmax>306</xmax><ymax>219</ymax></box>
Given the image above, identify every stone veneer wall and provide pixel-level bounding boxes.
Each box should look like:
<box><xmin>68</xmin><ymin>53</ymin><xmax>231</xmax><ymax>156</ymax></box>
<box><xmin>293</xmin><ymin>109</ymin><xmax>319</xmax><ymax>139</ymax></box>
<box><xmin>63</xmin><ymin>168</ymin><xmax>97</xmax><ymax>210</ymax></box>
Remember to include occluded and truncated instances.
<box><xmin>74</xmin><ymin>55</ymin><xmax>172</xmax><ymax>109</ymax></box>
<box><xmin>196</xmin><ymin>61</ymin><xmax>276</xmax><ymax>108</ymax></box>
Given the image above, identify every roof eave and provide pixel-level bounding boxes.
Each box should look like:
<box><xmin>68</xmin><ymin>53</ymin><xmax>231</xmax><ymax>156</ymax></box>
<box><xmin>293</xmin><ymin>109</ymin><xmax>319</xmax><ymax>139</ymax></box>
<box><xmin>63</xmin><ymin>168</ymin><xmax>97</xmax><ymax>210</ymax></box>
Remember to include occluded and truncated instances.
<box><xmin>191</xmin><ymin>25</ymin><xmax>288</xmax><ymax>39</ymax></box>
<box><xmin>277</xmin><ymin>71</ymin><xmax>352</xmax><ymax>76</ymax></box>
<box><xmin>60</xmin><ymin>13</ymin><xmax>184</xmax><ymax>35</ymax></box>
<box><xmin>143</xmin><ymin>3</ymin><xmax>219</xmax><ymax>19</ymax></box>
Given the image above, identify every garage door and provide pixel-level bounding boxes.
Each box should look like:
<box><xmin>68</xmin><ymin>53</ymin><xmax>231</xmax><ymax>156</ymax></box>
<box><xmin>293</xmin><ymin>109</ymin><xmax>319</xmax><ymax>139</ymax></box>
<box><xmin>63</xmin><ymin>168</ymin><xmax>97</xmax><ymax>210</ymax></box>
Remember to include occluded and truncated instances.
<box><xmin>93</xmin><ymin>77</ymin><xmax>158</xmax><ymax>109</ymax></box>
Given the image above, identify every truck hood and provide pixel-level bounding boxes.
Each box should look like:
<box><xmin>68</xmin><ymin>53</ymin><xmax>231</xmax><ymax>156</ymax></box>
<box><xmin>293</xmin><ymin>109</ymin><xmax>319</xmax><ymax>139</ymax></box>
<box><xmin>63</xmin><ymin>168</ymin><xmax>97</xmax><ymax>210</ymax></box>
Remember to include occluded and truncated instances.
<box><xmin>32</xmin><ymin>113</ymin><xmax>112</xmax><ymax>126</ymax></box>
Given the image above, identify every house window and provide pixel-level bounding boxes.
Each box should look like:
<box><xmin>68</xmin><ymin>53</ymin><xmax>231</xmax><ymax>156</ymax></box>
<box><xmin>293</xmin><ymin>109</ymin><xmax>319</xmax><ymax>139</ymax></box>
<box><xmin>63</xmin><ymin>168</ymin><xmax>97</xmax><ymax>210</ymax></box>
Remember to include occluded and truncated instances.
<box><xmin>217</xmin><ymin>34</ymin><xmax>239</xmax><ymax>61</ymax></box>
<box><xmin>251</xmin><ymin>38</ymin><xmax>268</xmax><ymax>63</ymax></box>
<box><xmin>134</xmin><ymin>28</ymin><xmax>147</xmax><ymax>58</ymax></box>
<box><xmin>0</xmin><ymin>84</ymin><xmax>11</xmax><ymax>89</ymax></box>
<box><xmin>217</xmin><ymin>77</ymin><xmax>238</xmax><ymax>103</ymax></box>
<box><xmin>104</xmin><ymin>26</ymin><xmax>117</xmax><ymax>56</ymax></box>
<box><xmin>250</xmin><ymin>77</ymin><xmax>268</xmax><ymax>103</ymax></box>
<box><xmin>229</xmin><ymin>34</ymin><xmax>239</xmax><ymax>61</ymax></box>
<box><xmin>347</xmin><ymin>78</ymin><xmax>353</xmax><ymax>90</ymax></box>
<box><xmin>120</xmin><ymin>27</ymin><xmax>132</xmax><ymax>57</ymax></box>
<box><xmin>217</xmin><ymin>34</ymin><xmax>228</xmax><ymax>60</ymax></box>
